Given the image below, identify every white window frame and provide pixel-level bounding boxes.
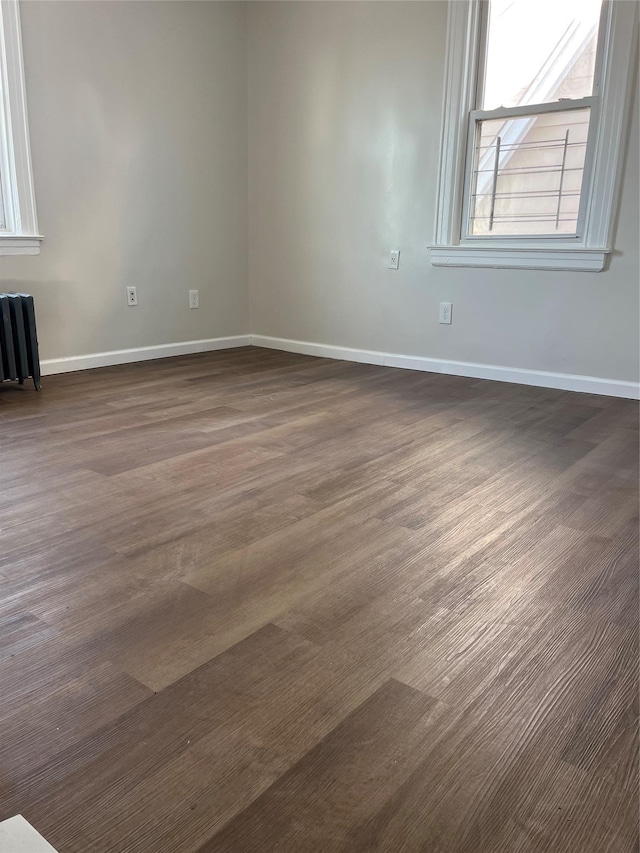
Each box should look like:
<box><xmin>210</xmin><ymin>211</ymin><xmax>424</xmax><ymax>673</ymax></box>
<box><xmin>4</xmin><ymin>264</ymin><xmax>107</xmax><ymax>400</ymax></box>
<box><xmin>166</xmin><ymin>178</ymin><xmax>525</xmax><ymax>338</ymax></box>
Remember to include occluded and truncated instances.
<box><xmin>0</xmin><ymin>0</ymin><xmax>41</xmax><ymax>255</ymax></box>
<box><xmin>430</xmin><ymin>0</ymin><xmax>638</xmax><ymax>272</ymax></box>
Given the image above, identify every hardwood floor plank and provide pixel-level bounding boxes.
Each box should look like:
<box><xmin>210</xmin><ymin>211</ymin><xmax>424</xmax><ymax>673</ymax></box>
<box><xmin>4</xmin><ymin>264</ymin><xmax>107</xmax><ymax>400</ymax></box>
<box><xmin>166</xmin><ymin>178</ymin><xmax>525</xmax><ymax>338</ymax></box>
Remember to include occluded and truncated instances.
<box><xmin>197</xmin><ymin>679</ymin><xmax>442</xmax><ymax>853</ymax></box>
<box><xmin>0</xmin><ymin>624</ymin><xmax>319</xmax><ymax>845</ymax></box>
<box><xmin>0</xmin><ymin>662</ymin><xmax>152</xmax><ymax>780</ymax></box>
<box><xmin>0</xmin><ymin>348</ymin><xmax>637</xmax><ymax>852</ymax></box>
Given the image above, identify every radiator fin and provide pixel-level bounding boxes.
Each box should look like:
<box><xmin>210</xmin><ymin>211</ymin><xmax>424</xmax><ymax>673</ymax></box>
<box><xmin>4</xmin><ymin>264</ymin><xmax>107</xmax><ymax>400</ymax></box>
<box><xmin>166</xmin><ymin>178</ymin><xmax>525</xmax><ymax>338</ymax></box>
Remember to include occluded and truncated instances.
<box><xmin>0</xmin><ymin>293</ymin><xmax>41</xmax><ymax>391</ymax></box>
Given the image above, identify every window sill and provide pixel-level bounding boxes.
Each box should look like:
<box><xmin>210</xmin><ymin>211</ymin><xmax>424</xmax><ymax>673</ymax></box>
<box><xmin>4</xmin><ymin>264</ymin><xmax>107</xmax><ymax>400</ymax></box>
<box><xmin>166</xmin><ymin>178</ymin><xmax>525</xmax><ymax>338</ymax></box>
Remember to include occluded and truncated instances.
<box><xmin>429</xmin><ymin>245</ymin><xmax>609</xmax><ymax>272</ymax></box>
<box><xmin>0</xmin><ymin>235</ymin><xmax>43</xmax><ymax>256</ymax></box>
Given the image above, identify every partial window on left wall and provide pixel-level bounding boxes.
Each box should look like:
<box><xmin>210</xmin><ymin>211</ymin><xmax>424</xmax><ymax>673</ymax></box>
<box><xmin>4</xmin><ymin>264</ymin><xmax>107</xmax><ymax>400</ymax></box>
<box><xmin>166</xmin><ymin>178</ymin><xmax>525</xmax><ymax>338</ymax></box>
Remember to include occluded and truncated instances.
<box><xmin>0</xmin><ymin>0</ymin><xmax>41</xmax><ymax>255</ymax></box>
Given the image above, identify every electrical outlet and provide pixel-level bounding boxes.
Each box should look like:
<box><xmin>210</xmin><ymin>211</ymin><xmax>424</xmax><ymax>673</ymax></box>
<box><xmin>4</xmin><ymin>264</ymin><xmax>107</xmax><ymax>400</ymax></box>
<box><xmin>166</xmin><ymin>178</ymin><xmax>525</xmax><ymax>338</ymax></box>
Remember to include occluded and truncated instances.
<box><xmin>439</xmin><ymin>302</ymin><xmax>452</xmax><ymax>324</ymax></box>
<box><xmin>189</xmin><ymin>290</ymin><xmax>199</xmax><ymax>309</ymax></box>
<box><xmin>126</xmin><ymin>287</ymin><xmax>138</xmax><ymax>306</ymax></box>
<box><xmin>388</xmin><ymin>249</ymin><xmax>400</xmax><ymax>270</ymax></box>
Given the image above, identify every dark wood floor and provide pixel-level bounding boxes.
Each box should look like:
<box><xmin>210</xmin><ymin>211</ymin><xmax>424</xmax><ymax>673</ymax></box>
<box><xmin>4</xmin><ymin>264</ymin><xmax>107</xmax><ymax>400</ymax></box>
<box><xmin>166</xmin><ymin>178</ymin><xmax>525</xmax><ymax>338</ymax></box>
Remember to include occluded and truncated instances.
<box><xmin>0</xmin><ymin>347</ymin><xmax>638</xmax><ymax>852</ymax></box>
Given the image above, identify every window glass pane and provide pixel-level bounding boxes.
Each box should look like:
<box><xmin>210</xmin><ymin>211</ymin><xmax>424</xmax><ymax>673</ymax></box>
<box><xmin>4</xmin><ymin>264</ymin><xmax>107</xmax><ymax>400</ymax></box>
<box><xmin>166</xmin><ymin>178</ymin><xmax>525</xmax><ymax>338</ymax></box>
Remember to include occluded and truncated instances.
<box><xmin>0</xmin><ymin>176</ymin><xmax>5</xmax><ymax>229</ymax></box>
<box><xmin>0</xmin><ymin>51</ymin><xmax>5</xmax><ymax>228</ymax></box>
<box><xmin>482</xmin><ymin>0</ymin><xmax>602</xmax><ymax>110</ymax></box>
<box><xmin>468</xmin><ymin>108</ymin><xmax>590</xmax><ymax>236</ymax></box>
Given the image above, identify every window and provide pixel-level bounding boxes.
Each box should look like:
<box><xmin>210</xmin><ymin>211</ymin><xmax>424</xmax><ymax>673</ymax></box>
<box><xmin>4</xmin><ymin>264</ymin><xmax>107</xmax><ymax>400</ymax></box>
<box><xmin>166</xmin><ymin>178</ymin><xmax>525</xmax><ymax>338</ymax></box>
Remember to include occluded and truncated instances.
<box><xmin>0</xmin><ymin>0</ymin><xmax>40</xmax><ymax>255</ymax></box>
<box><xmin>430</xmin><ymin>0</ymin><xmax>638</xmax><ymax>271</ymax></box>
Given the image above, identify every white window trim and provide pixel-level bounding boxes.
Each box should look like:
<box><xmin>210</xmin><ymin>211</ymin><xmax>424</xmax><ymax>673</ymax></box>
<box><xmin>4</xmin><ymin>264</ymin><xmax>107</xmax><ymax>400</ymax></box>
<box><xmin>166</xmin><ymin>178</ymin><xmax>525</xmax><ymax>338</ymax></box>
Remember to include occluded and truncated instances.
<box><xmin>430</xmin><ymin>0</ymin><xmax>638</xmax><ymax>272</ymax></box>
<box><xmin>0</xmin><ymin>0</ymin><xmax>41</xmax><ymax>255</ymax></box>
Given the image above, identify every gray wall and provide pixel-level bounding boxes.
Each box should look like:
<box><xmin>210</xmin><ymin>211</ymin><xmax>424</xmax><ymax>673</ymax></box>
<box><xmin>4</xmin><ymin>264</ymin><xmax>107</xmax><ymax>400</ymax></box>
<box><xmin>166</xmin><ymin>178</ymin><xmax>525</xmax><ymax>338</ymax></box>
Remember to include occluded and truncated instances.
<box><xmin>2</xmin><ymin>1</ymin><xmax>637</xmax><ymax>385</ymax></box>
<box><xmin>247</xmin><ymin>1</ymin><xmax>639</xmax><ymax>382</ymax></box>
<box><xmin>0</xmin><ymin>1</ymin><xmax>248</xmax><ymax>360</ymax></box>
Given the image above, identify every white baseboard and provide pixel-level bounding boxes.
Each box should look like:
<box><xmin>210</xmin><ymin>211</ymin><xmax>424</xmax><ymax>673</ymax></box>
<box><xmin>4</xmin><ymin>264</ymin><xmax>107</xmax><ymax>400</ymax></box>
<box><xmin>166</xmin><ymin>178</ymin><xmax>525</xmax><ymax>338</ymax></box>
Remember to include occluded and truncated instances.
<box><xmin>39</xmin><ymin>332</ymin><xmax>639</xmax><ymax>399</ymax></box>
<box><xmin>40</xmin><ymin>336</ymin><xmax>251</xmax><ymax>376</ymax></box>
<box><xmin>251</xmin><ymin>336</ymin><xmax>387</xmax><ymax>366</ymax></box>
<box><xmin>250</xmin><ymin>335</ymin><xmax>640</xmax><ymax>400</ymax></box>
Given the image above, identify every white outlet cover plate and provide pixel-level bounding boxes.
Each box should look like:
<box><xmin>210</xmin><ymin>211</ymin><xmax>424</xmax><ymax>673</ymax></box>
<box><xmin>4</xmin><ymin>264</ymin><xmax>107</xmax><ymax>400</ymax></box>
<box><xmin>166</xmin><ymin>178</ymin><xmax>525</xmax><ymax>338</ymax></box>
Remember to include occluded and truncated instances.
<box><xmin>439</xmin><ymin>302</ymin><xmax>453</xmax><ymax>324</ymax></box>
<box><xmin>389</xmin><ymin>250</ymin><xmax>400</xmax><ymax>270</ymax></box>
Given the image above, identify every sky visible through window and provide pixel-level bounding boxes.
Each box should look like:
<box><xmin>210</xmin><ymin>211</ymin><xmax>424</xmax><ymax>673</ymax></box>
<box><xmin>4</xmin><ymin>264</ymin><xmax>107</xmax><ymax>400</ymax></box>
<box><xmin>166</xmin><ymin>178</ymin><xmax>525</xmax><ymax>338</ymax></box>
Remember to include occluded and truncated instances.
<box><xmin>482</xmin><ymin>0</ymin><xmax>602</xmax><ymax>110</ymax></box>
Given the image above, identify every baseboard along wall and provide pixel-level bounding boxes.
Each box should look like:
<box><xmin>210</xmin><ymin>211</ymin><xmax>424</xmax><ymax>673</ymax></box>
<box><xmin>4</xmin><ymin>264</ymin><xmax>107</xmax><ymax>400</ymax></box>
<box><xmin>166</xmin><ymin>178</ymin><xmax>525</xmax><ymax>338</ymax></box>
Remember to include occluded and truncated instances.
<box><xmin>41</xmin><ymin>336</ymin><xmax>251</xmax><ymax>376</ymax></box>
<box><xmin>39</xmin><ymin>333</ymin><xmax>639</xmax><ymax>399</ymax></box>
<box><xmin>251</xmin><ymin>336</ymin><xmax>640</xmax><ymax>400</ymax></box>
